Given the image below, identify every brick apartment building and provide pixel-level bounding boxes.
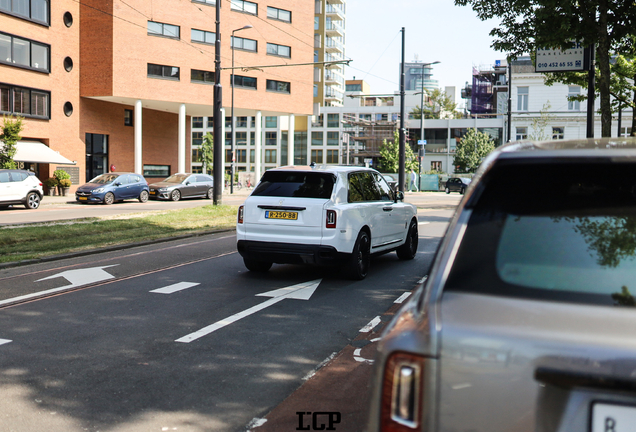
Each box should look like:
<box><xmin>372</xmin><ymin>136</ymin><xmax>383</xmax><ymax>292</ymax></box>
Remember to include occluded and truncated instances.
<box><xmin>1</xmin><ymin>0</ymin><xmax>313</xmax><ymax>191</ymax></box>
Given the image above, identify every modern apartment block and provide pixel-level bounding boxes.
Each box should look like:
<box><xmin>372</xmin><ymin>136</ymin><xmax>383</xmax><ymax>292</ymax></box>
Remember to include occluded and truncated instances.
<box><xmin>313</xmin><ymin>0</ymin><xmax>346</xmax><ymax>109</ymax></box>
<box><xmin>1</xmin><ymin>0</ymin><xmax>313</xmax><ymax>191</ymax></box>
<box><xmin>402</xmin><ymin>60</ymin><xmax>439</xmax><ymax>92</ymax></box>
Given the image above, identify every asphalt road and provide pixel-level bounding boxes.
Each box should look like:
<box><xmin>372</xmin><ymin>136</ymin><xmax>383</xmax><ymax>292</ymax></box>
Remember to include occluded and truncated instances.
<box><xmin>0</xmin><ymin>191</ymin><xmax>460</xmax><ymax>432</ymax></box>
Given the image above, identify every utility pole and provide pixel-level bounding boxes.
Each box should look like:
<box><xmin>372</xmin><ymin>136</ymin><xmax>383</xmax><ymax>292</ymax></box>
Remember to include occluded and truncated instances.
<box><xmin>212</xmin><ymin>0</ymin><xmax>223</xmax><ymax>205</ymax></box>
<box><xmin>398</xmin><ymin>27</ymin><xmax>406</xmax><ymax>192</ymax></box>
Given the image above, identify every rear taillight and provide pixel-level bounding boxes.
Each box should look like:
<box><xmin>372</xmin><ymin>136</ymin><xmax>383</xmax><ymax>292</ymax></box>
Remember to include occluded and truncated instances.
<box><xmin>326</xmin><ymin>210</ymin><xmax>337</xmax><ymax>228</ymax></box>
<box><xmin>238</xmin><ymin>205</ymin><xmax>244</xmax><ymax>224</ymax></box>
<box><xmin>380</xmin><ymin>352</ymin><xmax>426</xmax><ymax>432</ymax></box>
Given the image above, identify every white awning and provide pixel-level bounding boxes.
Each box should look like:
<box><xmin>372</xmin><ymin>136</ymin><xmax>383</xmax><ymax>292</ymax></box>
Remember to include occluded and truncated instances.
<box><xmin>1</xmin><ymin>140</ymin><xmax>76</xmax><ymax>165</ymax></box>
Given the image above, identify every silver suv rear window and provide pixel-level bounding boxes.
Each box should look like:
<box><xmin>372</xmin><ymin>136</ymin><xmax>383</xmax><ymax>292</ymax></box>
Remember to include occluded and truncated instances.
<box><xmin>252</xmin><ymin>171</ymin><xmax>335</xmax><ymax>199</ymax></box>
<box><xmin>445</xmin><ymin>161</ymin><xmax>636</xmax><ymax>306</ymax></box>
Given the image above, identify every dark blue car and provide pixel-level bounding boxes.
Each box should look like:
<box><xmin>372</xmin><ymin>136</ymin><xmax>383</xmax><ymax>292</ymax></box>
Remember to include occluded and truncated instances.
<box><xmin>75</xmin><ymin>172</ymin><xmax>149</xmax><ymax>205</ymax></box>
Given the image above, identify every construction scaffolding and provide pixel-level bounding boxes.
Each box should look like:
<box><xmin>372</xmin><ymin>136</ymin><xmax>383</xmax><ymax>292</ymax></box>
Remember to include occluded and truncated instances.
<box><xmin>341</xmin><ymin>114</ymin><xmax>398</xmax><ymax>167</ymax></box>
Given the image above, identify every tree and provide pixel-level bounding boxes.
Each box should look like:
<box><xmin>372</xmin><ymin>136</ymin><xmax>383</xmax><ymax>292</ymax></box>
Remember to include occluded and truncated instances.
<box><xmin>0</xmin><ymin>115</ymin><xmax>23</xmax><ymax>169</ymax></box>
<box><xmin>378</xmin><ymin>129</ymin><xmax>418</xmax><ymax>173</ymax></box>
<box><xmin>410</xmin><ymin>89</ymin><xmax>461</xmax><ymax>119</ymax></box>
<box><xmin>528</xmin><ymin>102</ymin><xmax>554</xmax><ymax>140</ymax></box>
<box><xmin>453</xmin><ymin>128</ymin><xmax>496</xmax><ymax>173</ymax></box>
<box><xmin>454</xmin><ymin>0</ymin><xmax>636</xmax><ymax>137</ymax></box>
<box><xmin>200</xmin><ymin>132</ymin><xmax>214</xmax><ymax>175</ymax></box>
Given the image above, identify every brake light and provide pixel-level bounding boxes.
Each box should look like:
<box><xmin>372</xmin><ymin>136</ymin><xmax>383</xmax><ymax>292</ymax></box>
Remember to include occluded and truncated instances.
<box><xmin>238</xmin><ymin>205</ymin><xmax>244</xmax><ymax>224</ymax></box>
<box><xmin>326</xmin><ymin>210</ymin><xmax>337</xmax><ymax>228</ymax></box>
<box><xmin>380</xmin><ymin>352</ymin><xmax>426</xmax><ymax>432</ymax></box>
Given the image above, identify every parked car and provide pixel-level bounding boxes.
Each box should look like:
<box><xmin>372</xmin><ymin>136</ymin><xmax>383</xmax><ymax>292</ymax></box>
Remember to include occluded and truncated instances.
<box><xmin>148</xmin><ymin>173</ymin><xmax>214</xmax><ymax>201</ymax></box>
<box><xmin>382</xmin><ymin>174</ymin><xmax>398</xmax><ymax>191</ymax></box>
<box><xmin>445</xmin><ymin>176</ymin><xmax>471</xmax><ymax>194</ymax></box>
<box><xmin>0</xmin><ymin>169</ymin><xmax>43</xmax><ymax>209</ymax></box>
<box><xmin>237</xmin><ymin>165</ymin><xmax>418</xmax><ymax>279</ymax></box>
<box><xmin>368</xmin><ymin>137</ymin><xmax>636</xmax><ymax>432</ymax></box>
<box><xmin>75</xmin><ymin>172</ymin><xmax>149</xmax><ymax>205</ymax></box>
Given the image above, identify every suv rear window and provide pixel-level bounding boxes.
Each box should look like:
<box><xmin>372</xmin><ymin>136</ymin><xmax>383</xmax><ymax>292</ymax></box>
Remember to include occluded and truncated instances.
<box><xmin>445</xmin><ymin>161</ymin><xmax>636</xmax><ymax>306</ymax></box>
<box><xmin>252</xmin><ymin>171</ymin><xmax>335</xmax><ymax>199</ymax></box>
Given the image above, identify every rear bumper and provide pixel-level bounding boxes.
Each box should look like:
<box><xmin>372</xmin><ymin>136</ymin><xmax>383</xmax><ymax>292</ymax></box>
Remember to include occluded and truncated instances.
<box><xmin>237</xmin><ymin>240</ymin><xmax>350</xmax><ymax>265</ymax></box>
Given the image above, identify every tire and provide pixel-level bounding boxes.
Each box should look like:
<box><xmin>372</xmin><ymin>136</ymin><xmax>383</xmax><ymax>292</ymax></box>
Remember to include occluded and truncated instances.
<box><xmin>24</xmin><ymin>192</ymin><xmax>41</xmax><ymax>209</ymax></box>
<box><xmin>348</xmin><ymin>230</ymin><xmax>371</xmax><ymax>280</ymax></box>
<box><xmin>138</xmin><ymin>190</ymin><xmax>149</xmax><ymax>203</ymax></box>
<box><xmin>460</xmin><ymin>187</ymin><xmax>465</xmax><ymax>195</ymax></box>
<box><xmin>445</xmin><ymin>187</ymin><xmax>450</xmax><ymax>194</ymax></box>
<box><xmin>170</xmin><ymin>189</ymin><xmax>181</xmax><ymax>202</ymax></box>
<box><xmin>397</xmin><ymin>219</ymin><xmax>418</xmax><ymax>260</ymax></box>
<box><xmin>206</xmin><ymin>188</ymin><xmax>213</xmax><ymax>199</ymax></box>
<box><xmin>243</xmin><ymin>258</ymin><xmax>272</xmax><ymax>272</ymax></box>
<box><xmin>103</xmin><ymin>192</ymin><xmax>115</xmax><ymax>205</ymax></box>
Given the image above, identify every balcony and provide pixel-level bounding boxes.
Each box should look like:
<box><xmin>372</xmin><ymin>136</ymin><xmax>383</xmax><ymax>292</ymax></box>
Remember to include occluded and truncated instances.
<box><xmin>325</xmin><ymin>4</ymin><xmax>345</xmax><ymax>20</ymax></box>
<box><xmin>325</xmin><ymin>20</ymin><xmax>344</xmax><ymax>37</ymax></box>
<box><xmin>325</xmin><ymin>37</ymin><xmax>344</xmax><ymax>54</ymax></box>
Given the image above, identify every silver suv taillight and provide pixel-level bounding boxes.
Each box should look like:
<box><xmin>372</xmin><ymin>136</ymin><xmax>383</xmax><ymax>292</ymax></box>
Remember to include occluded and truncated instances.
<box><xmin>326</xmin><ymin>210</ymin><xmax>336</xmax><ymax>228</ymax></box>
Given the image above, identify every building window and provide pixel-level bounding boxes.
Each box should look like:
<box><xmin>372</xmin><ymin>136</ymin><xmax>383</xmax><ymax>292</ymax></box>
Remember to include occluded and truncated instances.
<box><xmin>192</xmin><ymin>117</ymin><xmax>204</xmax><ymax>128</ymax></box>
<box><xmin>192</xmin><ymin>0</ymin><xmax>215</xmax><ymax>5</ymax></box>
<box><xmin>314</xmin><ymin>17</ymin><xmax>319</xmax><ymax>30</ymax></box>
<box><xmin>327</xmin><ymin>131</ymin><xmax>339</xmax><ymax>146</ymax></box>
<box><xmin>326</xmin><ymin>150</ymin><xmax>338</xmax><ymax>164</ymax></box>
<box><xmin>0</xmin><ymin>0</ymin><xmax>49</xmax><ymax>25</ymax></box>
<box><xmin>207</xmin><ymin>117</ymin><xmax>214</xmax><ymax>128</ymax></box>
<box><xmin>124</xmin><ymin>109</ymin><xmax>133</xmax><ymax>126</ymax></box>
<box><xmin>327</xmin><ymin>113</ymin><xmax>340</xmax><ymax>127</ymax></box>
<box><xmin>191</xmin><ymin>69</ymin><xmax>214</xmax><ymax>84</ymax></box>
<box><xmin>231</xmin><ymin>36</ymin><xmax>257</xmax><ymax>52</ymax></box>
<box><xmin>192</xmin><ymin>131</ymin><xmax>203</xmax><ymax>146</ymax></box>
<box><xmin>375</xmin><ymin>113</ymin><xmax>388</xmax><ymax>122</ymax></box>
<box><xmin>264</xmin><ymin>149</ymin><xmax>277</xmax><ymax>163</ymax></box>
<box><xmin>147</xmin><ymin>21</ymin><xmax>180</xmax><ymax>39</ymax></box>
<box><xmin>266</xmin><ymin>131</ymin><xmax>277</xmax><ymax>146</ymax></box>
<box><xmin>312</xmin><ymin>131</ymin><xmax>323</xmax><ymax>146</ymax></box>
<box><xmin>231</xmin><ymin>74</ymin><xmax>257</xmax><ymax>89</ymax></box>
<box><xmin>148</xmin><ymin>63</ymin><xmax>180</xmax><ymax>80</ymax></box>
<box><xmin>225</xmin><ymin>117</ymin><xmax>232</xmax><ymax>129</ymax></box>
<box><xmin>144</xmin><ymin>165</ymin><xmax>170</xmax><ymax>177</ymax></box>
<box><xmin>266</xmin><ymin>79</ymin><xmax>290</xmax><ymax>94</ymax></box>
<box><xmin>236</xmin><ymin>149</ymin><xmax>247</xmax><ymax>162</ymax></box>
<box><xmin>265</xmin><ymin>116</ymin><xmax>277</xmax><ymax>128</ymax></box>
<box><xmin>311</xmin><ymin>149</ymin><xmax>323</xmax><ymax>164</ymax></box>
<box><xmin>225</xmin><ymin>149</ymin><xmax>232</xmax><ymax>162</ymax></box>
<box><xmin>235</xmin><ymin>132</ymin><xmax>247</xmax><ymax>145</ymax></box>
<box><xmin>236</xmin><ymin>116</ymin><xmax>247</xmax><ymax>128</ymax></box>
<box><xmin>85</xmin><ymin>133</ymin><xmax>108</xmax><ymax>181</ymax></box>
<box><xmin>191</xmin><ymin>29</ymin><xmax>215</xmax><ymax>44</ymax></box>
<box><xmin>231</xmin><ymin>0</ymin><xmax>257</xmax><ymax>15</ymax></box>
<box><xmin>431</xmin><ymin>161</ymin><xmax>442</xmax><ymax>171</ymax></box>
<box><xmin>0</xmin><ymin>83</ymin><xmax>50</xmax><ymax>119</ymax></box>
<box><xmin>515</xmin><ymin>127</ymin><xmax>528</xmax><ymax>140</ymax></box>
<box><xmin>568</xmin><ymin>86</ymin><xmax>581</xmax><ymax>111</ymax></box>
<box><xmin>0</xmin><ymin>32</ymin><xmax>50</xmax><ymax>72</ymax></box>
<box><xmin>517</xmin><ymin>87</ymin><xmax>529</xmax><ymax>111</ymax></box>
<box><xmin>267</xmin><ymin>6</ymin><xmax>291</xmax><ymax>22</ymax></box>
<box><xmin>552</xmin><ymin>127</ymin><xmax>564</xmax><ymax>140</ymax></box>
<box><xmin>192</xmin><ymin>147</ymin><xmax>202</xmax><ymax>163</ymax></box>
<box><xmin>266</xmin><ymin>42</ymin><xmax>291</xmax><ymax>58</ymax></box>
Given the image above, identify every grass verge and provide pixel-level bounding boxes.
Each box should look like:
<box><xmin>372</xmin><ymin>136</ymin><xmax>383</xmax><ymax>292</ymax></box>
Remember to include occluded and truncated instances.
<box><xmin>0</xmin><ymin>205</ymin><xmax>237</xmax><ymax>264</ymax></box>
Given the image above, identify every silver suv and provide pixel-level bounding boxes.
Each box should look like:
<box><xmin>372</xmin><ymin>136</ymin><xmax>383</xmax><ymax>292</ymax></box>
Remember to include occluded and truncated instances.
<box><xmin>368</xmin><ymin>138</ymin><xmax>636</xmax><ymax>432</ymax></box>
<box><xmin>0</xmin><ymin>169</ymin><xmax>44</xmax><ymax>209</ymax></box>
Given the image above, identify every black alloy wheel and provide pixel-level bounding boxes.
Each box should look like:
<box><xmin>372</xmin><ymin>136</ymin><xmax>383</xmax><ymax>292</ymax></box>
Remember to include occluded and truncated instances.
<box><xmin>349</xmin><ymin>230</ymin><xmax>371</xmax><ymax>280</ymax></box>
<box><xmin>397</xmin><ymin>219</ymin><xmax>418</xmax><ymax>260</ymax></box>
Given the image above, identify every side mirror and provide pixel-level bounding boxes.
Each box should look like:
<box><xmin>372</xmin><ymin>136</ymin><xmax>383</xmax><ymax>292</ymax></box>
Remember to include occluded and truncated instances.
<box><xmin>185</xmin><ymin>181</ymin><xmax>190</xmax><ymax>185</ymax></box>
<box><xmin>114</xmin><ymin>182</ymin><xmax>121</xmax><ymax>186</ymax></box>
<box><xmin>395</xmin><ymin>191</ymin><xmax>405</xmax><ymax>202</ymax></box>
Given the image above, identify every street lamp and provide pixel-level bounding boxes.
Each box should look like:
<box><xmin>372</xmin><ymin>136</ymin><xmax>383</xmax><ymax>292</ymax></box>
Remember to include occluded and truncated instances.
<box><xmin>230</xmin><ymin>24</ymin><xmax>253</xmax><ymax>194</ymax></box>
<box><xmin>418</xmin><ymin>61</ymin><xmax>440</xmax><ymax>191</ymax></box>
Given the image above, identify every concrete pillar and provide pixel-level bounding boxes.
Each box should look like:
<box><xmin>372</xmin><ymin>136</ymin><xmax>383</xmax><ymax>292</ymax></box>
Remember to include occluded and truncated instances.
<box><xmin>288</xmin><ymin>114</ymin><xmax>295</xmax><ymax>165</ymax></box>
<box><xmin>178</xmin><ymin>103</ymin><xmax>186</xmax><ymax>173</ymax></box>
<box><xmin>134</xmin><ymin>100</ymin><xmax>142</xmax><ymax>174</ymax></box>
<box><xmin>255</xmin><ymin>111</ymin><xmax>262</xmax><ymax>180</ymax></box>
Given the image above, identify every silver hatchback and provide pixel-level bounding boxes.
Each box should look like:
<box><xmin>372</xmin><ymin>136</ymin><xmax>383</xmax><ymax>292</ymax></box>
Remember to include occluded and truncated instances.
<box><xmin>368</xmin><ymin>138</ymin><xmax>636</xmax><ymax>432</ymax></box>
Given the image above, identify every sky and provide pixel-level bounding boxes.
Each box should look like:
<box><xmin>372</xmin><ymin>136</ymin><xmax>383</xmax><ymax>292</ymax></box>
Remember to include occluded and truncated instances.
<box><xmin>344</xmin><ymin>0</ymin><xmax>503</xmax><ymax>107</ymax></box>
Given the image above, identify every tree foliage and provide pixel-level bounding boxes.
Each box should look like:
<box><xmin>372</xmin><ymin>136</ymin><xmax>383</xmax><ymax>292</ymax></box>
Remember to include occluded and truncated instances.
<box><xmin>200</xmin><ymin>132</ymin><xmax>214</xmax><ymax>175</ymax></box>
<box><xmin>529</xmin><ymin>102</ymin><xmax>554</xmax><ymax>140</ymax></box>
<box><xmin>453</xmin><ymin>128</ymin><xmax>496</xmax><ymax>173</ymax></box>
<box><xmin>378</xmin><ymin>129</ymin><xmax>418</xmax><ymax>173</ymax></box>
<box><xmin>455</xmin><ymin>0</ymin><xmax>636</xmax><ymax>137</ymax></box>
<box><xmin>0</xmin><ymin>115</ymin><xmax>23</xmax><ymax>169</ymax></box>
<box><xmin>410</xmin><ymin>89</ymin><xmax>461</xmax><ymax>119</ymax></box>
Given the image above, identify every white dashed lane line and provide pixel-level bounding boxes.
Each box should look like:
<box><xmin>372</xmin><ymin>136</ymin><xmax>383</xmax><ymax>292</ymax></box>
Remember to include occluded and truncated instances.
<box><xmin>150</xmin><ymin>282</ymin><xmax>200</xmax><ymax>294</ymax></box>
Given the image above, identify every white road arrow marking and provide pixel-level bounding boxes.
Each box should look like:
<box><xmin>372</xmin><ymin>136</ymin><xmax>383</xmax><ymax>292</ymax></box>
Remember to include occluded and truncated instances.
<box><xmin>150</xmin><ymin>282</ymin><xmax>200</xmax><ymax>294</ymax></box>
<box><xmin>0</xmin><ymin>339</ymin><xmax>12</xmax><ymax>346</ymax></box>
<box><xmin>0</xmin><ymin>265</ymin><xmax>120</xmax><ymax>307</ymax></box>
<box><xmin>176</xmin><ymin>279</ymin><xmax>322</xmax><ymax>343</ymax></box>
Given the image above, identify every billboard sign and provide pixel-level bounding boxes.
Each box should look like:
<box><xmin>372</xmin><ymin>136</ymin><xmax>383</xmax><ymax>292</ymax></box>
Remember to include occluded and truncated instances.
<box><xmin>535</xmin><ymin>42</ymin><xmax>589</xmax><ymax>72</ymax></box>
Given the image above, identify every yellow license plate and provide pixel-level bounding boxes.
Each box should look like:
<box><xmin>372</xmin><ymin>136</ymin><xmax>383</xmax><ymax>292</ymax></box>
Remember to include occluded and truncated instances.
<box><xmin>150</xmin><ymin>191</ymin><xmax>156</xmax><ymax>194</ymax></box>
<box><xmin>265</xmin><ymin>211</ymin><xmax>298</xmax><ymax>220</ymax></box>
<box><xmin>79</xmin><ymin>197</ymin><xmax>88</xmax><ymax>200</ymax></box>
